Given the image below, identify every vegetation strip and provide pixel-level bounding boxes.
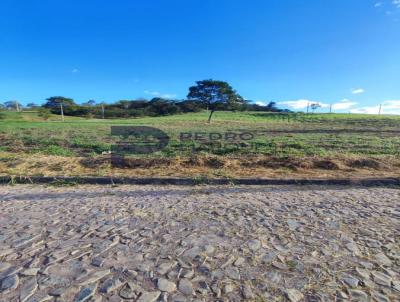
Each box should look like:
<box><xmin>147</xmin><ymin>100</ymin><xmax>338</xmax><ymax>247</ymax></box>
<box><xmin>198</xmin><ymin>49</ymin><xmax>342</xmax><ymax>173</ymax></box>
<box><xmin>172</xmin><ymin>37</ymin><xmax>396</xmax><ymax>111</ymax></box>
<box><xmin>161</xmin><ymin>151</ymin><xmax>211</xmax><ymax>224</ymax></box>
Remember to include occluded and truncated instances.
<box><xmin>0</xmin><ymin>176</ymin><xmax>399</xmax><ymax>186</ymax></box>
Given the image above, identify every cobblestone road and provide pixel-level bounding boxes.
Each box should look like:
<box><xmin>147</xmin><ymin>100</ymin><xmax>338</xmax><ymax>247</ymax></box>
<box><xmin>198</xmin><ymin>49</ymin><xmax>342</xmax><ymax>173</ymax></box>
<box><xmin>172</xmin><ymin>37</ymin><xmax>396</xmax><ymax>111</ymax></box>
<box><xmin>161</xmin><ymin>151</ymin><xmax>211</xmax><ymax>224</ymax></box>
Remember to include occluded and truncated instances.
<box><xmin>0</xmin><ymin>185</ymin><xmax>399</xmax><ymax>302</ymax></box>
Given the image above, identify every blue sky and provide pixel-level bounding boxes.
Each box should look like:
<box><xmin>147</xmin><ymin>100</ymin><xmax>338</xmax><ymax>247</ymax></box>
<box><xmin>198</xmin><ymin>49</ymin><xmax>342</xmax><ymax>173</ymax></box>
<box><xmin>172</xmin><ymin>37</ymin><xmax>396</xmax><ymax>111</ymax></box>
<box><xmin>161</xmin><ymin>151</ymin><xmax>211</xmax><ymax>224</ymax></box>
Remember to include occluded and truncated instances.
<box><xmin>1</xmin><ymin>0</ymin><xmax>399</xmax><ymax>114</ymax></box>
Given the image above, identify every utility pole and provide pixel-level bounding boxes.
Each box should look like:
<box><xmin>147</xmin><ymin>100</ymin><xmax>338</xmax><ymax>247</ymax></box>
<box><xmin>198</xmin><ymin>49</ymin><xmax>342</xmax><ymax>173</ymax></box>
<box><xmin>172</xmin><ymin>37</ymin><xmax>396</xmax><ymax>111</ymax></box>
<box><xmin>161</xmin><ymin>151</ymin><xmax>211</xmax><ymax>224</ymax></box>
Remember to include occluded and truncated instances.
<box><xmin>329</xmin><ymin>104</ymin><xmax>332</xmax><ymax>114</ymax></box>
<box><xmin>60</xmin><ymin>103</ymin><xmax>65</xmax><ymax>122</ymax></box>
<box><xmin>378</xmin><ymin>104</ymin><xmax>382</xmax><ymax>115</ymax></box>
<box><xmin>15</xmin><ymin>101</ymin><xmax>20</xmax><ymax>112</ymax></box>
<box><xmin>101</xmin><ymin>104</ymin><xmax>105</xmax><ymax>119</ymax></box>
<box><xmin>306</xmin><ymin>102</ymin><xmax>310</xmax><ymax>114</ymax></box>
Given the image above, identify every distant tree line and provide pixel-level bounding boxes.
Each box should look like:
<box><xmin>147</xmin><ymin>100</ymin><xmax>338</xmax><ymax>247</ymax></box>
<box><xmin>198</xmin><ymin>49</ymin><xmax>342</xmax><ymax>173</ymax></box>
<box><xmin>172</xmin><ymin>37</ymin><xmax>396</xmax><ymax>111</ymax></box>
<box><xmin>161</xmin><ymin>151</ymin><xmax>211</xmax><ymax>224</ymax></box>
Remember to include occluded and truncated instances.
<box><xmin>0</xmin><ymin>80</ymin><xmax>288</xmax><ymax>122</ymax></box>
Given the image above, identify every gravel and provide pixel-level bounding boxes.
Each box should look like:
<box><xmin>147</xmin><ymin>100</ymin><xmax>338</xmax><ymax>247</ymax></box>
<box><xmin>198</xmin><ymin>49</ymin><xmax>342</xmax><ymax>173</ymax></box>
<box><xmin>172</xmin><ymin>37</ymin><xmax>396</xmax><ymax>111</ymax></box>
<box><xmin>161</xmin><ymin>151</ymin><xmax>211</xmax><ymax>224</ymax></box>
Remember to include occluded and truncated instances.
<box><xmin>0</xmin><ymin>184</ymin><xmax>399</xmax><ymax>301</ymax></box>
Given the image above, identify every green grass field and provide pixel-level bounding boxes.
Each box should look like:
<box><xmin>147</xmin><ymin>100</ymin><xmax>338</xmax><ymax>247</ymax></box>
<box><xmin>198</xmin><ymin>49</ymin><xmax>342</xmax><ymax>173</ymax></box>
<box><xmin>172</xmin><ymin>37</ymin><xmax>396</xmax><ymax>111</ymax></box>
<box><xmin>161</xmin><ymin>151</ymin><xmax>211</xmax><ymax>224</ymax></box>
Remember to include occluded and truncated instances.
<box><xmin>1</xmin><ymin>110</ymin><xmax>400</xmax><ymax>157</ymax></box>
<box><xmin>1</xmin><ymin>110</ymin><xmax>400</xmax><ymax>178</ymax></box>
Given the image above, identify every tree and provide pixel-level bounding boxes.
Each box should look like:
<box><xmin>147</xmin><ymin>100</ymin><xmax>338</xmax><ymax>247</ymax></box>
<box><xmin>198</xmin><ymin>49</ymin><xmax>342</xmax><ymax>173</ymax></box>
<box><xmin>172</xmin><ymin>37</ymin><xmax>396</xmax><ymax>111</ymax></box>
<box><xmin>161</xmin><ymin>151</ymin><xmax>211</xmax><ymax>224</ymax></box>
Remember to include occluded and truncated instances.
<box><xmin>310</xmin><ymin>103</ymin><xmax>321</xmax><ymax>113</ymax></box>
<box><xmin>187</xmin><ymin>79</ymin><xmax>245</xmax><ymax>123</ymax></box>
<box><xmin>26</xmin><ymin>103</ymin><xmax>39</xmax><ymax>109</ymax></box>
<box><xmin>43</xmin><ymin>96</ymin><xmax>75</xmax><ymax>109</ymax></box>
<box><xmin>148</xmin><ymin>98</ymin><xmax>180</xmax><ymax>116</ymax></box>
<box><xmin>82</xmin><ymin>100</ymin><xmax>96</xmax><ymax>107</ymax></box>
<box><xmin>37</xmin><ymin>108</ymin><xmax>51</xmax><ymax>120</ymax></box>
<box><xmin>4</xmin><ymin>101</ymin><xmax>22</xmax><ymax>111</ymax></box>
<box><xmin>43</xmin><ymin>97</ymin><xmax>76</xmax><ymax>120</ymax></box>
<box><xmin>117</xmin><ymin>100</ymin><xmax>131</xmax><ymax>110</ymax></box>
<box><xmin>0</xmin><ymin>104</ymin><xmax>4</xmax><ymax>119</ymax></box>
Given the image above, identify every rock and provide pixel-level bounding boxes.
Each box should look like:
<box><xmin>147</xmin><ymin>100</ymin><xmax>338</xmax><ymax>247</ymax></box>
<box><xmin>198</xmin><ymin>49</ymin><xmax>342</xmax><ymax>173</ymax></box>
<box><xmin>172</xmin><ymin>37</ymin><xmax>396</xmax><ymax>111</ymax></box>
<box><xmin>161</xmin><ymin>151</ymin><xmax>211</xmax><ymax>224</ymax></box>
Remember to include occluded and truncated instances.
<box><xmin>210</xmin><ymin>269</ymin><xmax>224</xmax><ymax>280</ymax></box>
<box><xmin>285</xmin><ymin>288</ymin><xmax>303</xmax><ymax>302</ymax></box>
<box><xmin>223</xmin><ymin>283</ymin><xmax>234</xmax><ymax>294</ymax></box>
<box><xmin>198</xmin><ymin>280</ymin><xmax>209</xmax><ymax>294</ymax></box>
<box><xmin>20</xmin><ymin>277</ymin><xmax>38</xmax><ymax>302</ymax></box>
<box><xmin>242</xmin><ymin>284</ymin><xmax>254</xmax><ymax>299</ymax></box>
<box><xmin>181</xmin><ymin>269</ymin><xmax>194</xmax><ymax>279</ymax></box>
<box><xmin>355</xmin><ymin>267</ymin><xmax>370</xmax><ymax>281</ymax></box>
<box><xmin>374</xmin><ymin>252</ymin><xmax>392</xmax><ymax>266</ymax></box>
<box><xmin>349</xmin><ymin>289</ymin><xmax>369</xmax><ymax>302</ymax></box>
<box><xmin>21</xmin><ymin>268</ymin><xmax>40</xmax><ymax>276</ymax></box>
<box><xmin>74</xmin><ymin>283</ymin><xmax>97</xmax><ymax>302</ymax></box>
<box><xmin>137</xmin><ymin>291</ymin><xmax>161</xmax><ymax>302</ymax></box>
<box><xmin>79</xmin><ymin>269</ymin><xmax>110</xmax><ymax>285</ymax></box>
<box><xmin>247</xmin><ymin>239</ymin><xmax>261</xmax><ymax>251</ymax></box>
<box><xmin>372</xmin><ymin>291</ymin><xmax>390</xmax><ymax>302</ymax></box>
<box><xmin>91</xmin><ymin>257</ymin><xmax>105</xmax><ymax>267</ymax></box>
<box><xmin>158</xmin><ymin>292</ymin><xmax>169</xmax><ymax>302</ymax></box>
<box><xmin>203</xmin><ymin>245</ymin><xmax>215</xmax><ymax>255</ymax></box>
<box><xmin>261</xmin><ymin>251</ymin><xmax>277</xmax><ymax>264</ymax></box>
<box><xmin>392</xmin><ymin>280</ymin><xmax>400</xmax><ymax>292</ymax></box>
<box><xmin>0</xmin><ymin>274</ymin><xmax>19</xmax><ymax>292</ymax></box>
<box><xmin>0</xmin><ymin>262</ymin><xmax>11</xmax><ymax>273</ymax></box>
<box><xmin>119</xmin><ymin>282</ymin><xmax>141</xmax><ymax>299</ymax></box>
<box><xmin>183</xmin><ymin>247</ymin><xmax>201</xmax><ymax>259</ymax></box>
<box><xmin>233</xmin><ymin>257</ymin><xmax>245</xmax><ymax>266</ymax></box>
<box><xmin>287</xmin><ymin>219</ymin><xmax>301</xmax><ymax>231</ymax></box>
<box><xmin>0</xmin><ymin>266</ymin><xmax>22</xmax><ymax>278</ymax></box>
<box><xmin>169</xmin><ymin>294</ymin><xmax>187</xmax><ymax>302</ymax></box>
<box><xmin>157</xmin><ymin>278</ymin><xmax>176</xmax><ymax>292</ymax></box>
<box><xmin>346</xmin><ymin>242</ymin><xmax>361</xmax><ymax>256</ymax></box>
<box><xmin>272</xmin><ymin>261</ymin><xmax>288</xmax><ymax>270</ymax></box>
<box><xmin>211</xmin><ymin>283</ymin><xmax>221</xmax><ymax>298</ymax></box>
<box><xmin>136</xmin><ymin>262</ymin><xmax>152</xmax><ymax>272</ymax></box>
<box><xmin>0</xmin><ymin>249</ymin><xmax>13</xmax><ymax>258</ymax></box>
<box><xmin>371</xmin><ymin>271</ymin><xmax>392</xmax><ymax>287</ymax></box>
<box><xmin>340</xmin><ymin>274</ymin><xmax>359</xmax><ymax>288</ymax></box>
<box><xmin>100</xmin><ymin>277</ymin><xmax>123</xmax><ymax>294</ymax></box>
<box><xmin>265</xmin><ymin>271</ymin><xmax>282</xmax><ymax>284</ymax></box>
<box><xmin>178</xmin><ymin>279</ymin><xmax>193</xmax><ymax>295</ymax></box>
<box><xmin>25</xmin><ymin>293</ymin><xmax>53</xmax><ymax>302</ymax></box>
<box><xmin>225</xmin><ymin>266</ymin><xmax>241</xmax><ymax>280</ymax></box>
<box><xmin>157</xmin><ymin>262</ymin><xmax>176</xmax><ymax>275</ymax></box>
<box><xmin>48</xmin><ymin>287</ymin><xmax>68</xmax><ymax>297</ymax></box>
<box><xmin>336</xmin><ymin>291</ymin><xmax>348</xmax><ymax>299</ymax></box>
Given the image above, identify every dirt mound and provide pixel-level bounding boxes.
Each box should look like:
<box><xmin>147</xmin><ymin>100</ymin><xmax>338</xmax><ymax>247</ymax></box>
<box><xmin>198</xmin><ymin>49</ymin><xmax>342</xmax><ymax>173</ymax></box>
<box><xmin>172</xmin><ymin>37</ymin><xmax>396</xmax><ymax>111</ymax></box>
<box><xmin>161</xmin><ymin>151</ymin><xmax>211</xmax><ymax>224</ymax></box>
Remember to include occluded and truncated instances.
<box><xmin>346</xmin><ymin>158</ymin><xmax>384</xmax><ymax>169</ymax></box>
<box><xmin>183</xmin><ymin>156</ymin><xmax>225</xmax><ymax>168</ymax></box>
<box><xmin>80</xmin><ymin>156</ymin><xmax>111</xmax><ymax>168</ymax></box>
<box><xmin>312</xmin><ymin>160</ymin><xmax>340</xmax><ymax>170</ymax></box>
<box><xmin>111</xmin><ymin>156</ymin><xmax>173</xmax><ymax>168</ymax></box>
<box><xmin>240</xmin><ymin>156</ymin><xmax>314</xmax><ymax>171</ymax></box>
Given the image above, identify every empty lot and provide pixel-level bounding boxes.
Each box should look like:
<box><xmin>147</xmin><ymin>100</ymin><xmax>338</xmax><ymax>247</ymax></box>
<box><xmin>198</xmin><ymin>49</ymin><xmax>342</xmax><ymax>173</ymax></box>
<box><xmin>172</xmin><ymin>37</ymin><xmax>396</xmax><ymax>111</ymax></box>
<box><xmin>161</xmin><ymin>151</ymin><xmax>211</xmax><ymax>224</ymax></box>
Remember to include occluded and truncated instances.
<box><xmin>0</xmin><ymin>185</ymin><xmax>399</xmax><ymax>301</ymax></box>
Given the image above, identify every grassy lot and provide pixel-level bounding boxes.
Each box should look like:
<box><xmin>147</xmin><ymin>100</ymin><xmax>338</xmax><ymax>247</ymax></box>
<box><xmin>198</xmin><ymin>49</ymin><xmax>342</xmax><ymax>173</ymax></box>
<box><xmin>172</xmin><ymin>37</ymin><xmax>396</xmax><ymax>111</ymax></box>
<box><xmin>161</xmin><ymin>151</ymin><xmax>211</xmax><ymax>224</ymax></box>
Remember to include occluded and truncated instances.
<box><xmin>1</xmin><ymin>110</ymin><xmax>400</xmax><ymax>178</ymax></box>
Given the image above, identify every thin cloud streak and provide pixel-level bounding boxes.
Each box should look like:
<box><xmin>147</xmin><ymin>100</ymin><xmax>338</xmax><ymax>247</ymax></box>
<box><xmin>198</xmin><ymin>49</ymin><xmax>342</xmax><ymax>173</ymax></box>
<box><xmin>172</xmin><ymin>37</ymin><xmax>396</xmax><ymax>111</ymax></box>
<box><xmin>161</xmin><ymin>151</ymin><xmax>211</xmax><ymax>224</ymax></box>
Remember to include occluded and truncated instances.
<box><xmin>144</xmin><ymin>90</ymin><xmax>177</xmax><ymax>99</ymax></box>
<box><xmin>351</xmin><ymin>88</ymin><xmax>364</xmax><ymax>94</ymax></box>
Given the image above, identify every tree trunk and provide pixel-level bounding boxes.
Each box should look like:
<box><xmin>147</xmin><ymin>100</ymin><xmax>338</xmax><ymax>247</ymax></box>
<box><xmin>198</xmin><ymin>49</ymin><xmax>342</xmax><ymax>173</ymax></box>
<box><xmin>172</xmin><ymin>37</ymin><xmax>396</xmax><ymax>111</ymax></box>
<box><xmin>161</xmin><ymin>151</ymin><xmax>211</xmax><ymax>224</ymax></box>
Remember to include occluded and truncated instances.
<box><xmin>60</xmin><ymin>103</ymin><xmax>64</xmax><ymax>122</ymax></box>
<box><xmin>207</xmin><ymin>110</ymin><xmax>215</xmax><ymax>123</ymax></box>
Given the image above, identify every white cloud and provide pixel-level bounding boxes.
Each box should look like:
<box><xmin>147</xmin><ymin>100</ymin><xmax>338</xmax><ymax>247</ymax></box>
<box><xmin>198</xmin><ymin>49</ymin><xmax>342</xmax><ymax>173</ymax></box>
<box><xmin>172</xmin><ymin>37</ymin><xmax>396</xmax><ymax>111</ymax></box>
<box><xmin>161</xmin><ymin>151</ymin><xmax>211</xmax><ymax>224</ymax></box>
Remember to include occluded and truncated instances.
<box><xmin>278</xmin><ymin>99</ymin><xmax>310</xmax><ymax>109</ymax></box>
<box><xmin>350</xmin><ymin>106</ymin><xmax>380</xmax><ymax>114</ymax></box>
<box><xmin>278</xmin><ymin>99</ymin><xmax>329</xmax><ymax>110</ymax></box>
<box><xmin>375</xmin><ymin>2</ymin><xmax>382</xmax><ymax>7</ymax></box>
<box><xmin>351</xmin><ymin>88</ymin><xmax>364</xmax><ymax>94</ymax></box>
<box><xmin>394</xmin><ymin>0</ymin><xmax>400</xmax><ymax>8</ymax></box>
<box><xmin>144</xmin><ymin>90</ymin><xmax>160</xmax><ymax>96</ymax></box>
<box><xmin>255</xmin><ymin>101</ymin><xmax>268</xmax><ymax>106</ymax></box>
<box><xmin>383</xmin><ymin>100</ymin><xmax>400</xmax><ymax>108</ymax></box>
<box><xmin>144</xmin><ymin>90</ymin><xmax>177</xmax><ymax>99</ymax></box>
<box><xmin>161</xmin><ymin>94</ymin><xmax>178</xmax><ymax>99</ymax></box>
<box><xmin>332</xmin><ymin>99</ymin><xmax>357</xmax><ymax>110</ymax></box>
<box><xmin>71</xmin><ymin>68</ymin><xmax>79</xmax><ymax>73</ymax></box>
<box><xmin>278</xmin><ymin>98</ymin><xmax>400</xmax><ymax>115</ymax></box>
<box><xmin>350</xmin><ymin>100</ymin><xmax>400</xmax><ymax>115</ymax></box>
